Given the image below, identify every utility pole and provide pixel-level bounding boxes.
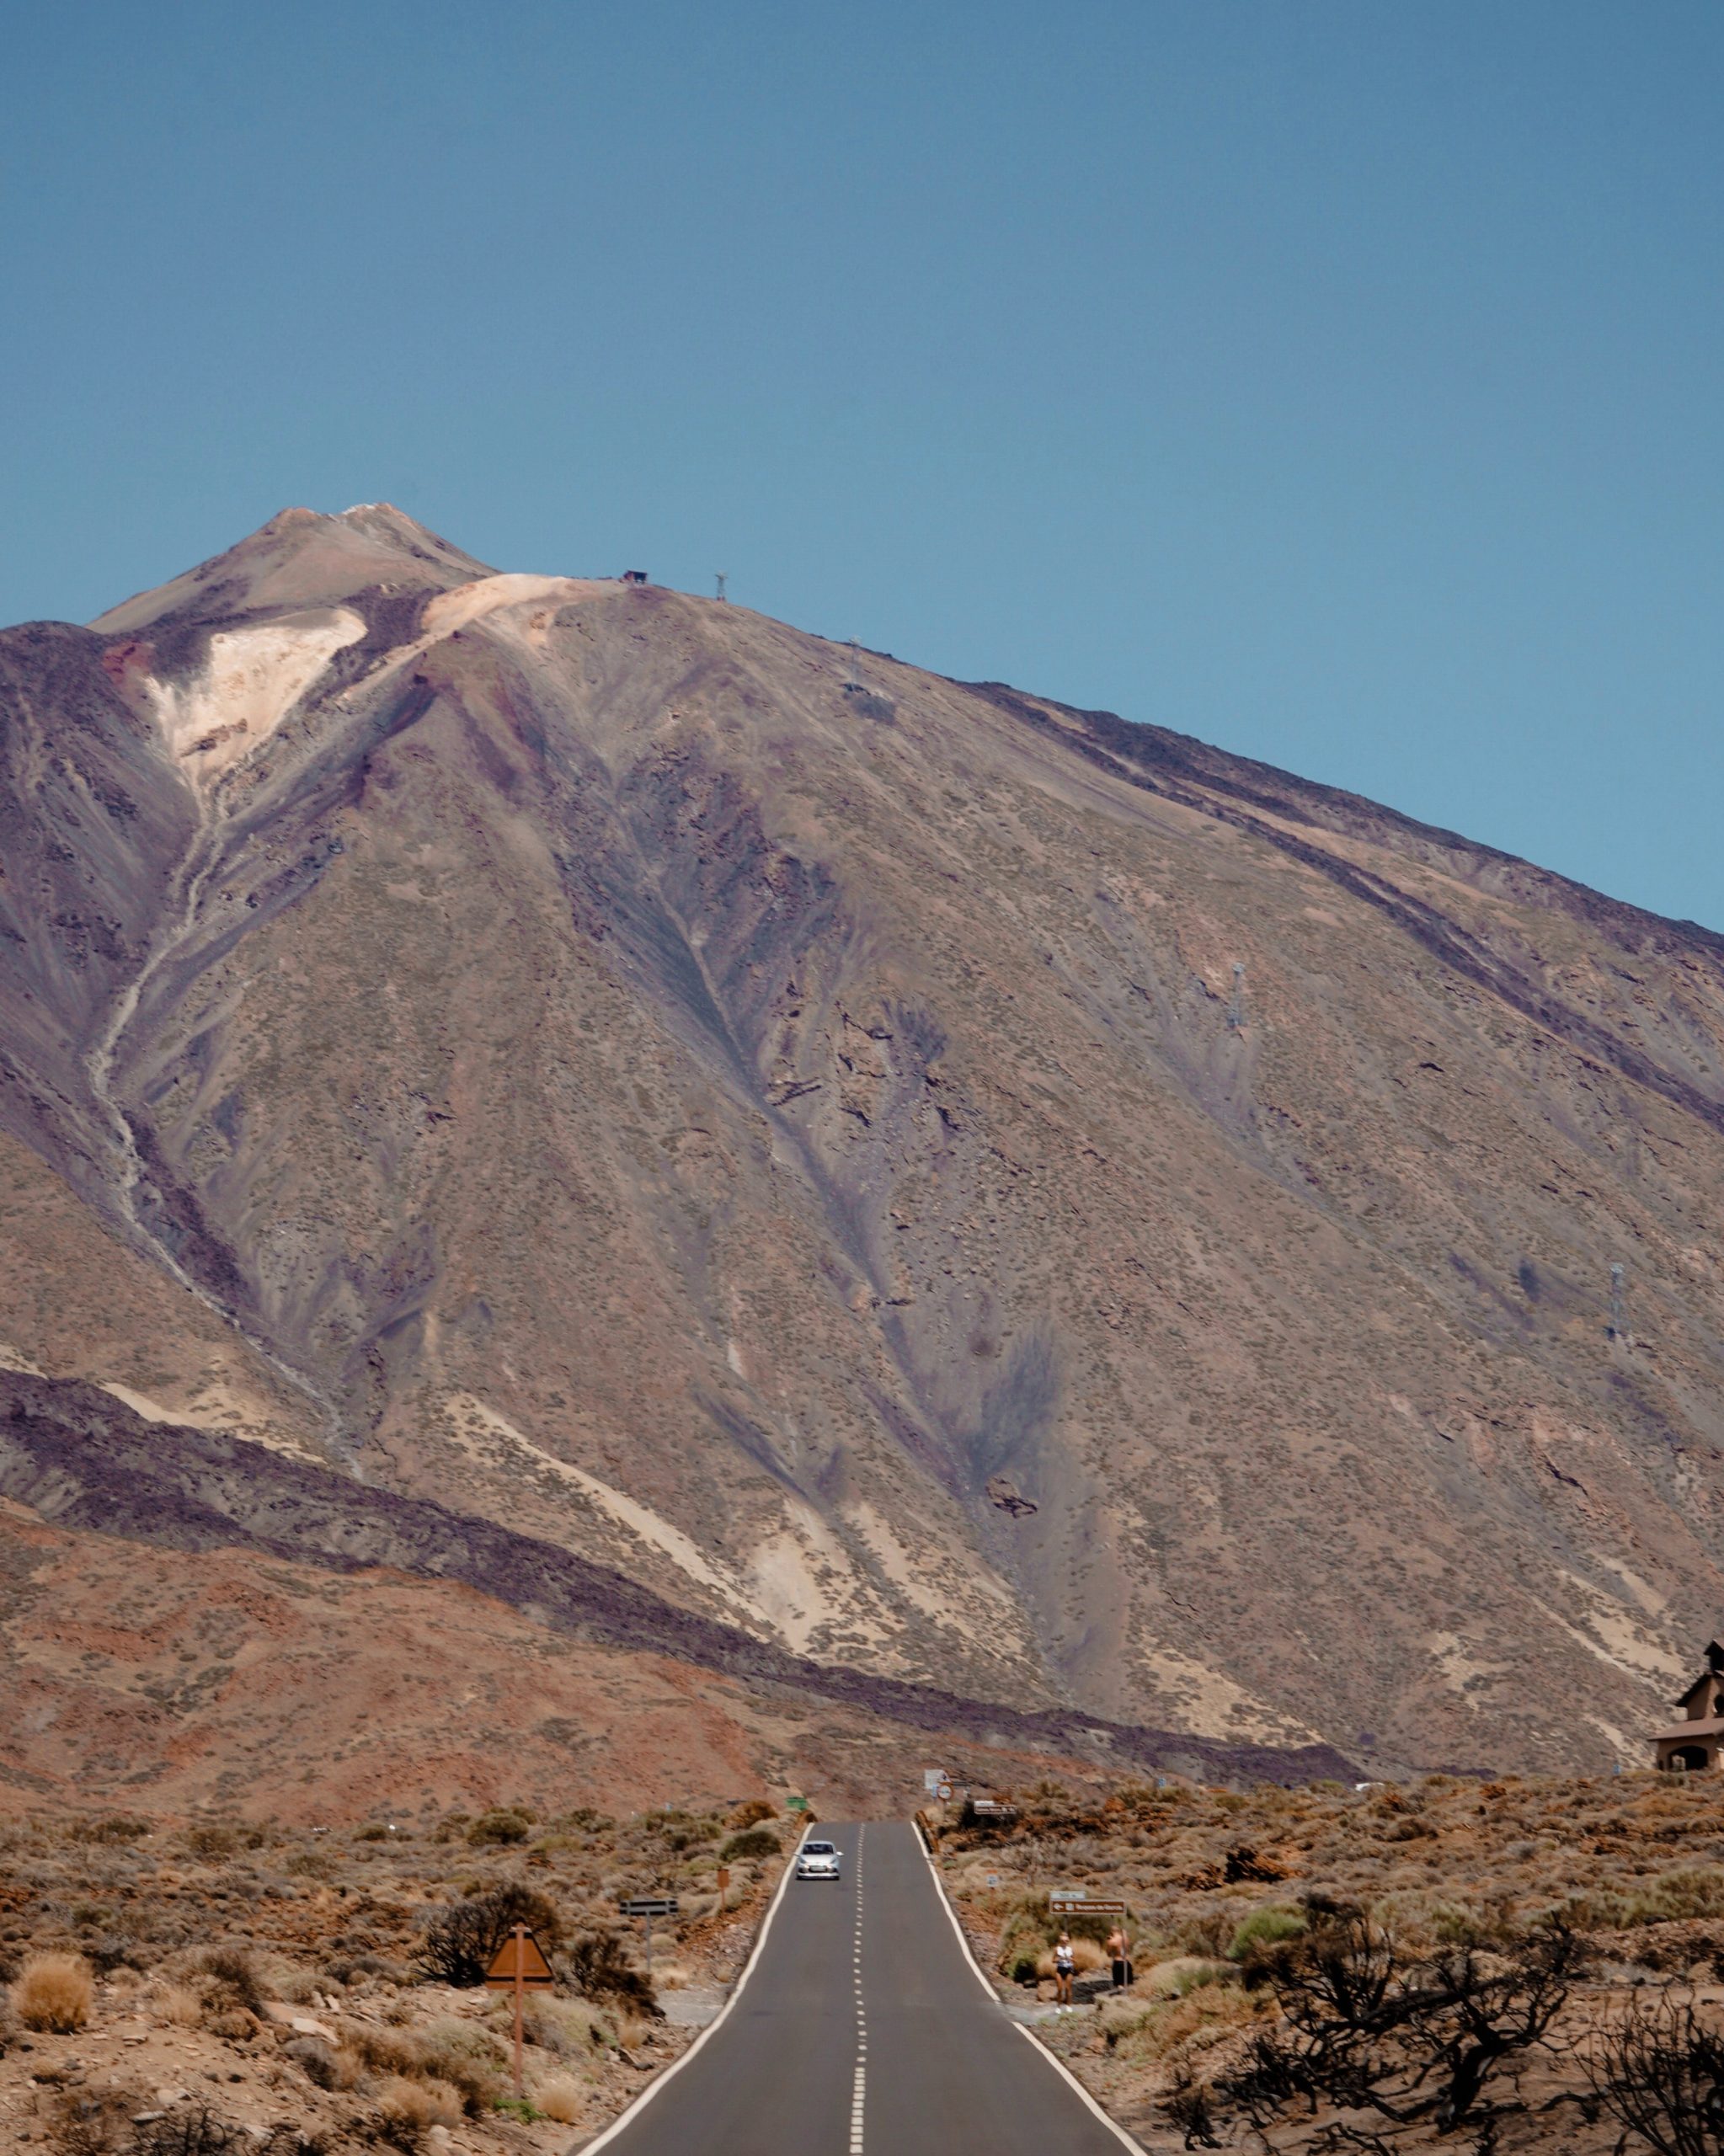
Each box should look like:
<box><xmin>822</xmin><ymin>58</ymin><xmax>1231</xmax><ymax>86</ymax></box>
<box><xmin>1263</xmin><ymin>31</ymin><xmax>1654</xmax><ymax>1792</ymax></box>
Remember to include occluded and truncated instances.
<box><xmin>1228</xmin><ymin>962</ymin><xmax>1246</xmax><ymax>1032</ymax></box>
<box><xmin>715</xmin><ymin>572</ymin><xmax>728</xmax><ymax>603</ymax></box>
<box><xmin>510</xmin><ymin>1925</ymin><xmax>525</xmax><ymax>2100</ymax></box>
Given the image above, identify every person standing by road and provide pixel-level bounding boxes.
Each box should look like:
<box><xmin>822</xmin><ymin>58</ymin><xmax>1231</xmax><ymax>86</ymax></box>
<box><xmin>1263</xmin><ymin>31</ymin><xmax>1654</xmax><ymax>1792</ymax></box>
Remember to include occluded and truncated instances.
<box><xmin>1107</xmin><ymin>1924</ymin><xmax>1134</xmax><ymax>1992</ymax></box>
<box><xmin>1053</xmin><ymin>1932</ymin><xmax>1075</xmax><ymax>2007</ymax></box>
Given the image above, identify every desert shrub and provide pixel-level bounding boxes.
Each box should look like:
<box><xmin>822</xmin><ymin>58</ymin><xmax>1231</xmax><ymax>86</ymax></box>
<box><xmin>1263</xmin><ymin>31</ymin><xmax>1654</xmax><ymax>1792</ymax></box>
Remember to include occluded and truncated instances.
<box><xmin>465</xmin><ymin>1806</ymin><xmax>534</xmax><ymax>1848</ymax></box>
<box><xmin>46</xmin><ymin>2086</ymin><xmax>139</xmax><ymax>2155</ymax></box>
<box><xmin>130</xmin><ymin>2107</ymin><xmax>248</xmax><ymax>2155</ymax></box>
<box><xmin>69</xmin><ymin>1814</ymin><xmax>152</xmax><ymax>1845</ymax></box>
<box><xmin>415</xmin><ymin>1881</ymin><xmax>563</xmax><ymax>1987</ymax></box>
<box><xmin>184</xmin><ymin>1824</ymin><xmax>247</xmax><ymax>1860</ymax></box>
<box><xmin>1588</xmin><ymin>1988</ymin><xmax>1724</xmax><ymax>2154</ymax></box>
<box><xmin>720</xmin><ymin>1826</ymin><xmax>778</xmax><ymax>1861</ymax></box>
<box><xmin>523</xmin><ymin>1993</ymin><xmax>611</xmax><ymax>2056</ymax></box>
<box><xmin>563</xmin><ymin>1929</ymin><xmax>661</xmax><ymax>2015</ymax></box>
<box><xmin>1417</xmin><ymin>1893</ymin><xmax>1524</xmax><ymax>1954</ymax></box>
<box><xmin>548</xmin><ymin>1806</ymin><xmax>611</xmax><ymax>1833</ymax></box>
<box><xmin>283</xmin><ymin>2034</ymin><xmax>344</xmax><ymax>2089</ymax></box>
<box><xmin>192</xmin><ymin>1945</ymin><xmax>267</xmax><ymax>2015</ymax></box>
<box><xmin>1177</xmin><ymin>1908</ymin><xmax>1240</xmax><ymax>1960</ymax></box>
<box><xmin>535</xmin><ymin>2070</ymin><xmax>584</xmax><ymax>2123</ymax></box>
<box><xmin>1210</xmin><ymin>1910</ymin><xmax>1585</xmax><ymax>2143</ymax></box>
<box><xmin>13</xmin><ymin>1950</ymin><xmax>93</xmax><ymax>2031</ymax></box>
<box><xmin>1010</xmin><ymin>1954</ymin><xmax>1040</xmax><ymax>1984</ymax></box>
<box><xmin>414</xmin><ymin>2017</ymin><xmax>509</xmax><ymax>2111</ymax></box>
<box><xmin>153</xmin><ymin>1979</ymin><xmax>203</xmax><ymax>2026</ymax></box>
<box><xmin>338</xmin><ymin>2022</ymin><xmax>430</xmax><ymax>2080</ymax></box>
<box><xmin>1560</xmin><ymin>1864</ymin><xmax>1724</xmax><ymax>1934</ymax></box>
<box><xmin>253</xmin><ymin>1952</ymin><xmax>319</xmax><ymax>2005</ymax></box>
<box><xmin>655</xmin><ymin>1815</ymin><xmax>719</xmax><ymax>1852</ymax></box>
<box><xmin>727</xmin><ymin>1799</ymin><xmax>777</xmax><ymax>1829</ymax></box>
<box><xmin>375</xmin><ymin>2073</ymin><xmax>463</xmax><ymax>2149</ymax></box>
<box><xmin>78</xmin><ymin>1929</ymin><xmax>144</xmax><ymax>1977</ymax></box>
<box><xmin>991</xmin><ymin>1905</ymin><xmax>1042</xmax><ymax>1975</ymax></box>
<box><xmin>1632</xmin><ymin>1866</ymin><xmax>1724</xmax><ymax>1924</ymax></box>
<box><xmin>1119</xmin><ymin>1983</ymin><xmax>1258</xmax><ymax>2065</ymax></box>
<box><xmin>1229</xmin><ymin>1905</ymin><xmax>1306</xmax><ymax>1961</ymax></box>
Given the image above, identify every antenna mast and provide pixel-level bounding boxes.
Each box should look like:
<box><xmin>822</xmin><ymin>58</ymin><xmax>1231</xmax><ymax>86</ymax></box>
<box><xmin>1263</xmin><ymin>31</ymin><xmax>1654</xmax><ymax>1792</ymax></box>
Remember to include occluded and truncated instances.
<box><xmin>715</xmin><ymin>573</ymin><xmax>728</xmax><ymax>603</ymax></box>
<box><xmin>1608</xmin><ymin>1262</ymin><xmax>1628</xmax><ymax>1344</ymax></box>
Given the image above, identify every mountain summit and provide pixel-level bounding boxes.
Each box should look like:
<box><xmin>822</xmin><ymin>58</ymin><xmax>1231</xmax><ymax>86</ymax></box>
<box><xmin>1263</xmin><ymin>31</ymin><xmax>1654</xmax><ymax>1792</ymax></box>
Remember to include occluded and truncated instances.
<box><xmin>3</xmin><ymin>510</ymin><xmax>1722</xmax><ymax>1785</ymax></box>
<box><xmin>89</xmin><ymin>503</ymin><xmax>496</xmax><ymax>632</ymax></box>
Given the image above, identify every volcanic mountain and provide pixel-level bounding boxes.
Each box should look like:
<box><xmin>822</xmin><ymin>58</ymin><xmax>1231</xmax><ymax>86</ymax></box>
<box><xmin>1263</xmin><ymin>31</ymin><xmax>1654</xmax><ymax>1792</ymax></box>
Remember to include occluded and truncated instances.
<box><xmin>2</xmin><ymin>502</ymin><xmax>1721</xmax><ymax>1801</ymax></box>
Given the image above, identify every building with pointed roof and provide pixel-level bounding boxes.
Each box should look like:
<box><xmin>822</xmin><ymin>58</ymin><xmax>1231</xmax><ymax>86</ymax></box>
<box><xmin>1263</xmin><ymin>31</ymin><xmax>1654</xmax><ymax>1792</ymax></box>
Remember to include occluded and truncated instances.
<box><xmin>1654</xmin><ymin>1641</ymin><xmax>1724</xmax><ymax>1771</ymax></box>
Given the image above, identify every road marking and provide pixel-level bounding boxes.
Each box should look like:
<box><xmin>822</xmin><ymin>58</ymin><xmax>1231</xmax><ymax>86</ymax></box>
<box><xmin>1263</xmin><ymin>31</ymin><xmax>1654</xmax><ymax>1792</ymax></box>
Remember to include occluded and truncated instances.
<box><xmin>913</xmin><ymin>1818</ymin><xmax>1150</xmax><ymax>2156</ymax></box>
<box><xmin>850</xmin><ymin>1824</ymin><xmax>867</xmax><ymax>2154</ymax></box>
<box><xmin>577</xmin><ymin>1822</ymin><xmax>812</xmax><ymax>2156</ymax></box>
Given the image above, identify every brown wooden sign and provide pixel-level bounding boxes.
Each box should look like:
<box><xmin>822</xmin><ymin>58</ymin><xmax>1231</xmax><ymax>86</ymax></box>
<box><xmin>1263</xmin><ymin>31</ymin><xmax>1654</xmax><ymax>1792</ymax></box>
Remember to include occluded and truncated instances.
<box><xmin>483</xmin><ymin>1929</ymin><xmax>555</xmax><ymax>1988</ymax></box>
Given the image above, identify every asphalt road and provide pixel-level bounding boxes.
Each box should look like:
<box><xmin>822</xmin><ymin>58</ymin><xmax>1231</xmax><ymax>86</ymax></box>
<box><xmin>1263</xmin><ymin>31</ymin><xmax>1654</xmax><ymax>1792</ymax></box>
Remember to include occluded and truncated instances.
<box><xmin>584</xmin><ymin>1819</ymin><xmax>1132</xmax><ymax>2155</ymax></box>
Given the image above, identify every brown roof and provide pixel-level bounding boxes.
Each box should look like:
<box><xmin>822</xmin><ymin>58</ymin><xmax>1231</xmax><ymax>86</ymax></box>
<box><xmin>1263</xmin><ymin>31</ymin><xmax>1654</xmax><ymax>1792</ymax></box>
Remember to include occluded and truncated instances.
<box><xmin>1654</xmin><ymin>1718</ymin><xmax>1724</xmax><ymax>1741</ymax></box>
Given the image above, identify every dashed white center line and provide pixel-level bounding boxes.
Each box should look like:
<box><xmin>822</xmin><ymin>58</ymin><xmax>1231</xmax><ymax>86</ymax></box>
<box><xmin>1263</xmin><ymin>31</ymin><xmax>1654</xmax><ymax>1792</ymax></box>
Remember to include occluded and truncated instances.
<box><xmin>849</xmin><ymin>1824</ymin><xmax>867</xmax><ymax>2154</ymax></box>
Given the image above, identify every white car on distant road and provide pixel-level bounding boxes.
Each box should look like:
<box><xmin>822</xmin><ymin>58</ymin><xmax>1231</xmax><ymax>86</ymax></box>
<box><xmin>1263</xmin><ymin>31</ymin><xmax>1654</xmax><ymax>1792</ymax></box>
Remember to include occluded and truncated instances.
<box><xmin>796</xmin><ymin>1839</ymin><xmax>842</xmax><ymax>1880</ymax></box>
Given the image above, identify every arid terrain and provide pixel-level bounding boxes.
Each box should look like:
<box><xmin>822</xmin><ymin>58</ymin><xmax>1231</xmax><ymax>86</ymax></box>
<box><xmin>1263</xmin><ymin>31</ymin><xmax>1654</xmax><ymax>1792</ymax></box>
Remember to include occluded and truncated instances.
<box><xmin>4</xmin><ymin>502</ymin><xmax>1724</xmax><ymax>1789</ymax></box>
<box><xmin>8</xmin><ymin>1775</ymin><xmax>1724</xmax><ymax>2156</ymax></box>
<box><xmin>0</xmin><ymin>1795</ymin><xmax>794</xmax><ymax>2151</ymax></box>
<box><xmin>933</xmin><ymin>1771</ymin><xmax>1724</xmax><ymax>2152</ymax></box>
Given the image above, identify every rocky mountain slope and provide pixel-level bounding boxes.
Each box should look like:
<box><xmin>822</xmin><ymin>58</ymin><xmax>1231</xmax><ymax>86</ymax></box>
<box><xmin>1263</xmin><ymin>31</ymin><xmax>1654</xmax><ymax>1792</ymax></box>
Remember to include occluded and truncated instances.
<box><xmin>3</xmin><ymin>504</ymin><xmax>1721</xmax><ymax>1782</ymax></box>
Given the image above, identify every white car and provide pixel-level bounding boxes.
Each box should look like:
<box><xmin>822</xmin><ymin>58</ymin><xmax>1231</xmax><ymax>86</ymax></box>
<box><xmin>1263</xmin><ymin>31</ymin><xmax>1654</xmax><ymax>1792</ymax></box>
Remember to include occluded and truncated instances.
<box><xmin>796</xmin><ymin>1839</ymin><xmax>842</xmax><ymax>1880</ymax></box>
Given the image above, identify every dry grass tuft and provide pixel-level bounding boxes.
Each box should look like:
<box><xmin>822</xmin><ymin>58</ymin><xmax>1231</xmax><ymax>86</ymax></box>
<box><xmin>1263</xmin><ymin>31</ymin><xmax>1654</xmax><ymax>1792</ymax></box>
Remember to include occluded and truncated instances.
<box><xmin>152</xmin><ymin>1979</ymin><xmax>202</xmax><ymax>2027</ymax></box>
<box><xmin>377</xmin><ymin>2071</ymin><xmax>464</xmax><ymax>2127</ymax></box>
<box><xmin>535</xmin><ymin>2069</ymin><xmax>585</xmax><ymax>2122</ymax></box>
<box><xmin>523</xmin><ymin>1993</ymin><xmax>611</xmax><ymax>2056</ymax></box>
<box><xmin>371</xmin><ymin>2071</ymin><xmax>466</xmax><ymax>2147</ymax></box>
<box><xmin>13</xmin><ymin>1951</ymin><xmax>93</xmax><ymax>2031</ymax></box>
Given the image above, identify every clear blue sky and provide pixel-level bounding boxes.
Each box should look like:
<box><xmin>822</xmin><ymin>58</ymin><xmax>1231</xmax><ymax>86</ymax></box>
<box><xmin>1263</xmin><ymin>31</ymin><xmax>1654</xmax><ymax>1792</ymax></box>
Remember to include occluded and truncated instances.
<box><xmin>5</xmin><ymin>3</ymin><xmax>1721</xmax><ymax>925</ymax></box>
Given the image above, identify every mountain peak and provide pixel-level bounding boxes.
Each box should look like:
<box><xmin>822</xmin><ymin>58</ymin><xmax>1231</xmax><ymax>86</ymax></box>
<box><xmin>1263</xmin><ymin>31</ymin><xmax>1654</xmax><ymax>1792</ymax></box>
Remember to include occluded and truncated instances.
<box><xmin>89</xmin><ymin>504</ymin><xmax>496</xmax><ymax>635</ymax></box>
<box><xmin>9</xmin><ymin>509</ymin><xmax>1723</xmax><ymax>1782</ymax></box>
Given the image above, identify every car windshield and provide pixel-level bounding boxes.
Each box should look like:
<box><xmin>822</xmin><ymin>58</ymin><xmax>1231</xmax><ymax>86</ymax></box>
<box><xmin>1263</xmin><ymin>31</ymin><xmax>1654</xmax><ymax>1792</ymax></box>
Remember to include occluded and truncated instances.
<box><xmin>803</xmin><ymin>1842</ymin><xmax>836</xmax><ymax>1854</ymax></box>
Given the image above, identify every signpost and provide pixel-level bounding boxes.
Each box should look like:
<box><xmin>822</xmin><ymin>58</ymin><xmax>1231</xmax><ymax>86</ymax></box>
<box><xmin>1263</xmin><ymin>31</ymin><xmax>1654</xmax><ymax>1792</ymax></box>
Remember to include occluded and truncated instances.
<box><xmin>1050</xmin><ymin>1893</ymin><xmax>1127</xmax><ymax>1917</ymax></box>
<box><xmin>483</xmin><ymin>1925</ymin><xmax>555</xmax><ymax>2100</ymax></box>
<box><xmin>619</xmin><ymin>1896</ymin><xmax>680</xmax><ymax>1985</ymax></box>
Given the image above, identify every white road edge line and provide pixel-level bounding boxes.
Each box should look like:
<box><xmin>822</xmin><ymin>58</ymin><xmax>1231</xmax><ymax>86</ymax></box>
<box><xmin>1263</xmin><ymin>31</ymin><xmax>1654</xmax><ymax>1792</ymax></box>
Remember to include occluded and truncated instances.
<box><xmin>914</xmin><ymin>1817</ymin><xmax>1150</xmax><ymax>2156</ymax></box>
<box><xmin>572</xmin><ymin>1822</ymin><xmax>812</xmax><ymax>2156</ymax></box>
